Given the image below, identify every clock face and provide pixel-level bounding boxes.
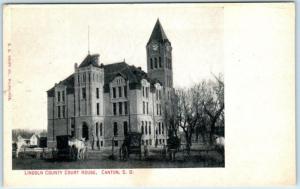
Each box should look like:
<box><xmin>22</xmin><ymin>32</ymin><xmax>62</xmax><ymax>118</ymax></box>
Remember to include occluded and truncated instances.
<box><xmin>152</xmin><ymin>43</ymin><xmax>159</xmax><ymax>51</ymax></box>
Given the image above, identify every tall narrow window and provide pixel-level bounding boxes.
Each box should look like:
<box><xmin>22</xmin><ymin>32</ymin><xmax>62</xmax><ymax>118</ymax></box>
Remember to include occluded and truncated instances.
<box><xmin>118</xmin><ymin>86</ymin><xmax>122</xmax><ymax>97</ymax></box>
<box><xmin>124</xmin><ymin>86</ymin><xmax>127</xmax><ymax>98</ymax></box>
<box><xmin>154</xmin><ymin>58</ymin><xmax>158</xmax><ymax>68</ymax></box>
<box><xmin>57</xmin><ymin>91</ymin><xmax>61</xmax><ymax>102</ymax></box>
<box><xmin>143</xmin><ymin>101</ymin><xmax>145</xmax><ymax>114</ymax></box>
<box><xmin>124</xmin><ymin>101</ymin><xmax>128</xmax><ymax>115</ymax></box>
<box><xmin>62</xmin><ymin>91</ymin><xmax>65</xmax><ymax>102</ymax></box>
<box><xmin>119</xmin><ymin>102</ymin><xmax>122</xmax><ymax>115</ymax></box>
<box><xmin>141</xmin><ymin>121</ymin><xmax>144</xmax><ymax>134</ymax></box>
<box><xmin>159</xmin><ymin>57</ymin><xmax>162</xmax><ymax>68</ymax></box>
<box><xmin>156</xmin><ymin>104</ymin><xmax>159</xmax><ymax>115</ymax></box>
<box><xmin>142</xmin><ymin>87</ymin><xmax>145</xmax><ymax>97</ymax></box>
<box><xmin>159</xmin><ymin>122</ymin><xmax>161</xmax><ymax>134</ymax></box>
<box><xmin>82</xmin><ymin>87</ymin><xmax>86</xmax><ymax>99</ymax></box>
<box><xmin>145</xmin><ymin>122</ymin><xmax>148</xmax><ymax>135</ymax></box>
<box><xmin>62</xmin><ymin>105</ymin><xmax>65</xmax><ymax>118</ymax></box>
<box><xmin>162</xmin><ymin>123</ymin><xmax>164</xmax><ymax>134</ymax></box>
<box><xmin>96</xmin><ymin>123</ymin><xmax>99</xmax><ymax>136</ymax></box>
<box><xmin>113</xmin><ymin>103</ymin><xmax>117</xmax><ymax>115</ymax></box>
<box><xmin>146</xmin><ymin>87</ymin><xmax>149</xmax><ymax>98</ymax></box>
<box><xmin>100</xmin><ymin>123</ymin><xmax>103</xmax><ymax>136</ymax></box>
<box><xmin>97</xmin><ymin>103</ymin><xmax>100</xmax><ymax>115</ymax></box>
<box><xmin>146</xmin><ymin>102</ymin><xmax>149</xmax><ymax>114</ymax></box>
<box><xmin>96</xmin><ymin>88</ymin><xmax>99</xmax><ymax>99</ymax></box>
<box><xmin>57</xmin><ymin>106</ymin><xmax>60</xmax><ymax>118</ymax></box>
<box><xmin>113</xmin><ymin>122</ymin><xmax>118</xmax><ymax>136</ymax></box>
<box><xmin>149</xmin><ymin>122</ymin><xmax>151</xmax><ymax>135</ymax></box>
<box><xmin>113</xmin><ymin>87</ymin><xmax>116</xmax><ymax>98</ymax></box>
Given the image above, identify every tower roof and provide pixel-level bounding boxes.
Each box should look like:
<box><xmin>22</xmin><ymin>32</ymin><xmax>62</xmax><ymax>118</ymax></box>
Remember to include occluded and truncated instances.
<box><xmin>147</xmin><ymin>19</ymin><xmax>170</xmax><ymax>45</ymax></box>
<box><xmin>78</xmin><ymin>54</ymin><xmax>101</xmax><ymax>68</ymax></box>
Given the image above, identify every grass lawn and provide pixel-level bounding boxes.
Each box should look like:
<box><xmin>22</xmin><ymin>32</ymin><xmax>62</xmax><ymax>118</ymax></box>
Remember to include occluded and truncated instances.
<box><xmin>12</xmin><ymin>149</ymin><xmax>224</xmax><ymax>169</ymax></box>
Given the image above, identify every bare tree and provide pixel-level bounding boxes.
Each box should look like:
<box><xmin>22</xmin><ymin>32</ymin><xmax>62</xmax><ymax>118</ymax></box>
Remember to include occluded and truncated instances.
<box><xmin>202</xmin><ymin>74</ymin><xmax>224</xmax><ymax>144</ymax></box>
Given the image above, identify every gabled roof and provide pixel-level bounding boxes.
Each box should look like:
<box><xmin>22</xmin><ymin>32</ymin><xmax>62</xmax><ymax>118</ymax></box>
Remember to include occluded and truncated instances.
<box><xmin>103</xmin><ymin>61</ymin><xmax>153</xmax><ymax>92</ymax></box>
<box><xmin>47</xmin><ymin>73</ymin><xmax>74</xmax><ymax>97</ymax></box>
<box><xmin>147</xmin><ymin>19</ymin><xmax>170</xmax><ymax>45</ymax></box>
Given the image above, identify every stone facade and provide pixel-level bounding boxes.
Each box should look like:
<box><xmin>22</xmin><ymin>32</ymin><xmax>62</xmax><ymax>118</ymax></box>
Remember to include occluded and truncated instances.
<box><xmin>47</xmin><ymin>19</ymin><xmax>173</xmax><ymax>149</ymax></box>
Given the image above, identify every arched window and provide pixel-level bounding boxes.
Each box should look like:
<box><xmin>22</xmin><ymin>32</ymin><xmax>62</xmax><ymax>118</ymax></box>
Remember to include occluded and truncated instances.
<box><xmin>141</xmin><ymin>122</ymin><xmax>144</xmax><ymax>134</ymax></box>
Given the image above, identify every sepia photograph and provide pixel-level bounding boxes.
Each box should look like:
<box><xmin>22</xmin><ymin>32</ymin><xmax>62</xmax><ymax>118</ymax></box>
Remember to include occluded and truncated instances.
<box><xmin>9</xmin><ymin>5</ymin><xmax>224</xmax><ymax>169</ymax></box>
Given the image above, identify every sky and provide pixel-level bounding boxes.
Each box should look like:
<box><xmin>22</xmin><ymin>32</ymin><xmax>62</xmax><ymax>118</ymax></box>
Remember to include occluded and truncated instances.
<box><xmin>7</xmin><ymin>4</ymin><xmax>223</xmax><ymax>130</ymax></box>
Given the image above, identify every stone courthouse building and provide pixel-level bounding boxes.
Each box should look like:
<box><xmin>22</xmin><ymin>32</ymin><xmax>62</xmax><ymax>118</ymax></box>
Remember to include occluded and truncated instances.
<box><xmin>47</xmin><ymin>20</ymin><xmax>174</xmax><ymax>149</ymax></box>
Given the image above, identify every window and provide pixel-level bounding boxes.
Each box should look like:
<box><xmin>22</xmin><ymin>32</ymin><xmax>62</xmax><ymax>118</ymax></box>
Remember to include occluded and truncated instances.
<box><xmin>113</xmin><ymin>87</ymin><xmax>116</xmax><ymax>98</ymax></box>
<box><xmin>83</xmin><ymin>73</ymin><xmax>86</xmax><ymax>82</ymax></box>
<box><xmin>119</xmin><ymin>102</ymin><xmax>122</xmax><ymax>115</ymax></box>
<box><xmin>62</xmin><ymin>91</ymin><xmax>65</xmax><ymax>102</ymax></box>
<box><xmin>62</xmin><ymin>106</ymin><xmax>65</xmax><ymax>118</ymax></box>
<box><xmin>113</xmin><ymin>103</ymin><xmax>117</xmax><ymax>115</ymax></box>
<box><xmin>149</xmin><ymin>122</ymin><xmax>151</xmax><ymax>135</ymax></box>
<box><xmin>96</xmin><ymin>123</ymin><xmax>99</xmax><ymax>136</ymax></box>
<box><xmin>57</xmin><ymin>91</ymin><xmax>61</xmax><ymax>102</ymax></box>
<box><xmin>100</xmin><ymin>123</ymin><xmax>103</xmax><ymax>136</ymax></box>
<box><xmin>159</xmin><ymin>57</ymin><xmax>162</xmax><ymax>68</ymax></box>
<box><xmin>142</xmin><ymin>87</ymin><xmax>145</xmax><ymax>97</ymax></box>
<box><xmin>113</xmin><ymin>122</ymin><xmax>118</xmax><ymax>136</ymax></box>
<box><xmin>146</xmin><ymin>102</ymin><xmax>149</xmax><ymax>114</ymax></box>
<box><xmin>57</xmin><ymin>106</ymin><xmax>60</xmax><ymax>118</ymax></box>
<box><xmin>150</xmin><ymin>139</ymin><xmax>152</xmax><ymax>145</ymax></box>
<box><xmin>82</xmin><ymin>87</ymin><xmax>86</xmax><ymax>99</ymax></box>
<box><xmin>146</xmin><ymin>87</ymin><xmax>149</xmax><ymax>98</ymax></box>
<box><xmin>159</xmin><ymin>122</ymin><xmax>161</xmax><ymax>134</ymax></box>
<box><xmin>143</xmin><ymin>101</ymin><xmax>145</xmax><ymax>114</ymax></box>
<box><xmin>124</xmin><ymin>102</ymin><xmax>128</xmax><ymax>115</ymax></box>
<box><xmin>162</xmin><ymin>123</ymin><xmax>164</xmax><ymax>134</ymax></box>
<box><xmin>154</xmin><ymin>58</ymin><xmax>158</xmax><ymax>68</ymax></box>
<box><xmin>96</xmin><ymin>88</ymin><xmax>99</xmax><ymax>99</ymax></box>
<box><xmin>97</xmin><ymin>103</ymin><xmax>100</xmax><ymax>115</ymax></box>
<box><xmin>100</xmin><ymin>141</ymin><xmax>103</xmax><ymax>147</ymax></box>
<box><xmin>114</xmin><ymin>141</ymin><xmax>118</xmax><ymax>147</ymax></box>
<box><xmin>88</xmin><ymin>73</ymin><xmax>91</xmax><ymax>82</ymax></box>
<box><xmin>156</xmin><ymin>104</ymin><xmax>159</xmax><ymax>115</ymax></box>
<box><xmin>156</xmin><ymin>127</ymin><xmax>158</xmax><ymax>135</ymax></box>
<box><xmin>146</xmin><ymin>140</ymin><xmax>148</xmax><ymax>145</ymax></box>
<box><xmin>78</xmin><ymin>75</ymin><xmax>80</xmax><ymax>83</ymax></box>
<box><xmin>141</xmin><ymin>122</ymin><xmax>144</xmax><ymax>134</ymax></box>
<box><xmin>145</xmin><ymin>122</ymin><xmax>148</xmax><ymax>135</ymax></box>
<box><xmin>118</xmin><ymin>86</ymin><xmax>122</xmax><ymax>97</ymax></box>
<box><xmin>124</xmin><ymin>86</ymin><xmax>127</xmax><ymax>97</ymax></box>
<box><xmin>123</xmin><ymin>121</ymin><xmax>128</xmax><ymax>136</ymax></box>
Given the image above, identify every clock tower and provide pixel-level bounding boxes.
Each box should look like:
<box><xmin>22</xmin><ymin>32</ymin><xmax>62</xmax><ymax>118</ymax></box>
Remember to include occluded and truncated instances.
<box><xmin>146</xmin><ymin>19</ymin><xmax>173</xmax><ymax>93</ymax></box>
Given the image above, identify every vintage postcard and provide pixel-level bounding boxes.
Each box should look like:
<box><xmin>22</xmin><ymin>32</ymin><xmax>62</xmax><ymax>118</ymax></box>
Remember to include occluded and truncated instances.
<box><xmin>3</xmin><ymin>3</ymin><xmax>295</xmax><ymax>187</ymax></box>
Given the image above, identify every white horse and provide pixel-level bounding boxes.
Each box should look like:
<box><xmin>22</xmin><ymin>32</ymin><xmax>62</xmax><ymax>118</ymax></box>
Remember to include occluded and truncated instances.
<box><xmin>16</xmin><ymin>141</ymin><xmax>26</xmax><ymax>158</ymax></box>
<box><xmin>213</xmin><ymin>134</ymin><xmax>225</xmax><ymax>154</ymax></box>
<box><xmin>68</xmin><ymin>138</ymin><xmax>87</xmax><ymax>160</ymax></box>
